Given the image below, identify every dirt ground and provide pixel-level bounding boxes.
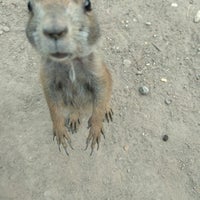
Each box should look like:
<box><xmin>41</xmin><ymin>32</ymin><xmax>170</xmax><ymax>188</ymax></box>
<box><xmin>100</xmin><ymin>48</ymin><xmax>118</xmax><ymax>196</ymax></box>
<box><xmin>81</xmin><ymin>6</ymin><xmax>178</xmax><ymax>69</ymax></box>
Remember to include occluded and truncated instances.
<box><xmin>0</xmin><ymin>0</ymin><xmax>200</xmax><ymax>199</ymax></box>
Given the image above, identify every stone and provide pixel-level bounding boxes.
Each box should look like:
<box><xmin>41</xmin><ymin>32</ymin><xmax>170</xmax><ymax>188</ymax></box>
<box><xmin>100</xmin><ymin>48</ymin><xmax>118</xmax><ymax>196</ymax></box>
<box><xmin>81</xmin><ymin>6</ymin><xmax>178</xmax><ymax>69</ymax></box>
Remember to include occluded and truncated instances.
<box><xmin>139</xmin><ymin>86</ymin><xmax>150</xmax><ymax>95</ymax></box>
<box><xmin>123</xmin><ymin>59</ymin><xmax>131</xmax><ymax>67</ymax></box>
<box><xmin>165</xmin><ymin>98</ymin><xmax>172</xmax><ymax>105</ymax></box>
<box><xmin>123</xmin><ymin>145</ymin><xmax>129</xmax><ymax>152</ymax></box>
<box><xmin>3</xmin><ymin>26</ymin><xmax>10</xmax><ymax>32</ymax></box>
<box><xmin>162</xmin><ymin>135</ymin><xmax>169</xmax><ymax>142</ymax></box>
<box><xmin>194</xmin><ymin>10</ymin><xmax>200</xmax><ymax>23</ymax></box>
<box><xmin>171</xmin><ymin>3</ymin><xmax>178</xmax><ymax>7</ymax></box>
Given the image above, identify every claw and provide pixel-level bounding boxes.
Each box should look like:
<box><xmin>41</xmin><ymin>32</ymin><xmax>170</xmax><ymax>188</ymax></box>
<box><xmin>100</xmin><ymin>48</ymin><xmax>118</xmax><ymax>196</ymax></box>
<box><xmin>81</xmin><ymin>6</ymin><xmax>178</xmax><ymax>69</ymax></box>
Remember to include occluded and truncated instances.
<box><xmin>70</xmin><ymin>122</ymin><xmax>73</xmax><ymax>130</ymax></box>
<box><xmin>72</xmin><ymin>123</ymin><xmax>75</xmax><ymax>132</ymax></box>
<box><xmin>84</xmin><ymin>145</ymin><xmax>88</xmax><ymax>151</ymax></box>
<box><xmin>85</xmin><ymin>136</ymin><xmax>91</xmax><ymax>150</ymax></box>
<box><xmin>53</xmin><ymin>131</ymin><xmax>56</xmax><ymax>141</ymax></box>
<box><xmin>105</xmin><ymin>113</ymin><xmax>109</xmax><ymax>123</ymax></box>
<box><xmin>58</xmin><ymin>144</ymin><xmax>61</xmax><ymax>152</ymax></box>
<box><xmin>66</xmin><ymin>118</ymin><xmax>70</xmax><ymax>127</ymax></box>
<box><xmin>109</xmin><ymin>112</ymin><xmax>113</xmax><ymax>121</ymax></box>
<box><xmin>63</xmin><ymin>135</ymin><xmax>74</xmax><ymax>150</ymax></box>
<box><xmin>85</xmin><ymin>131</ymin><xmax>93</xmax><ymax>151</ymax></box>
<box><xmin>56</xmin><ymin>137</ymin><xmax>61</xmax><ymax>152</ymax></box>
<box><xmin>70</xmin><ymin>123</ymin><xmax>74</xmax><ymax>134</ymax></box>
<box><xmin>70</xmin><ymin>122</ymin><xmax>76</xmax><ymax>134</ymax></box>
<box><xmin>87</xmin><ymin>121</ymin><xmax>91</xmax><ymax>129</ymax></box>
<box><xmin>68</xmin><ymin>140</ymin><xmax>74</xmax><ymax>150</ymax></box>
<box><xmin>85</xmin><ymin>140</ymin><xmax>89</xmax><ymax>151</ymax></box>
<box><xmin>91</xmin><ymin>138</ymin><xmax>96</xmax><ymax>154</ymax></box>
<box><xmin>60</xmin><ymin>137</ymin><xmax>73</xmax><ymax>155</ymax></box>
<box><xmin>101</xmin><ymin>129</ymin><xmax>105</xmax><ymax>139</ymax></box>
<box><xmin>111</xmin><ymin>109</ymin><xmax>114</xmax><ymax>115</ymax></box>
<box><xmin>97</xmin><ymin>138</ymin><xmax>100</xmax><ymax>151</ymax></box>
<box><xmin>90</xmin><ymin>148</ymin><xmax>94</xmax><ymax>156</ymax></box>
<box><xmin>64</xmin><ymin>147</ymin><xmax>69</xmax><ymax>156</ymax></box>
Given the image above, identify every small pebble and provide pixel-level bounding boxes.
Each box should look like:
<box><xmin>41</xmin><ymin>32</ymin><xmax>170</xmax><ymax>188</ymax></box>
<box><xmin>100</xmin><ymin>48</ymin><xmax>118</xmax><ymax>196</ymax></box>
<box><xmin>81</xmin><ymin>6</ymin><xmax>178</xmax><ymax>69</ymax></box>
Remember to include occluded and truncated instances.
<box><xmin>189</xmin><ymin>0</ymin><xmax>193</xmax><ymax>4</ymax></box>
<box><xmin>162</xmin><ymin>135</ymin><xmax>169</xmax><ymax>142</ymax></box>
<box><xmin>139</xmin><ymin>86</ymin><xmax>150</xmax><ymax>95</ymax></box>
<box><xmin>161</xmin><ymin>78</ymin><xmax>168</xmax><ymax>82</ymax></box>
<box><xmin>145</xmin><ymin>22</ymin><xmax>152</xmax><ymax>26</ymax></box>
<box><xmin>123</xmin><ymin>59</ymin><xmax>131</xmax><ymax>67</ymax></box>
<box><xmin>196</xmin><ymin>74</ymin><xmax>200</xmax><ymax>80</ymax></box>
<box><xmin>171</xmin><ymin>3</ymin><xmax>178</xmax><ymax>7</ymax></box>
<box><xmin>136</xmin><ymin>71</ymin><xmax>143</xmax><ymax>75</ymax></box>
<box><xmin>0</xmin><ymin>30</ymin><xmax>3</xmax><ymax>35</ymax></box>
<box><xmin>165</xmin><ymin>98</ymin><xmax>172</xmax><ymax>105</ymax></box>
<box><xmin>3</xmin><ymin>26</ymin><xmax>10</xmax><ymax>32</ymax></box>
<box><xmin>194</xmin><ymin>10</ymin><xmax>200</xmax><ymax>23</ymax></box>
<box><xmin>123</xmin><ymin>145</ymin><xmax>129</xmax><ymax>152</ymax></box>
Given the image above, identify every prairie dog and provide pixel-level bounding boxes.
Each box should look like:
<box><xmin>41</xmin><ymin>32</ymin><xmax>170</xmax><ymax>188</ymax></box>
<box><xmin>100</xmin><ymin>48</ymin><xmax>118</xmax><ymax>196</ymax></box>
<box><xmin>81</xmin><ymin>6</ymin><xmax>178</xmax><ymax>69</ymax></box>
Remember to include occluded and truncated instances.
<box><xmin>26</xmin><ymin>0</ymin><xmax>113</xmax><ymax>155</ymax></box>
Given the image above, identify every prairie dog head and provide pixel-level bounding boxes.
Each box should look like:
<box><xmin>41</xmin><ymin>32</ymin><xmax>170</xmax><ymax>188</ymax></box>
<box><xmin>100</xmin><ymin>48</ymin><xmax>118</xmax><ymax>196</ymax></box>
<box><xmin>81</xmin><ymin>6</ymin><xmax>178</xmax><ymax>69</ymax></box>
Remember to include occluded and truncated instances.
<box><xmin>26</xmin><ymin>0</ymin><xmax>100</xmax><ymax>62</ymax></box>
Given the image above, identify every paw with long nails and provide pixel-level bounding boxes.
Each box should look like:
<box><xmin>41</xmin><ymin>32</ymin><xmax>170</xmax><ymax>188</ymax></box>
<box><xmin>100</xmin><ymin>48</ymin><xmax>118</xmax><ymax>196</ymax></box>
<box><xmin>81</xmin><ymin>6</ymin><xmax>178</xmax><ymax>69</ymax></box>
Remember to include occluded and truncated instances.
<box><xmin>66</xmin><ymin>112</ymin><xmax>81</xmax><ymax>134</ymax></box>
<box><xmin>53</xmin><ymin>127</ymin><xmax>73</xmax><ymax>156</ymax></box>
<box><xmin>85</xmin><ymin>124</ymin><xmax>105</xmax><ymax>156</ymax></box>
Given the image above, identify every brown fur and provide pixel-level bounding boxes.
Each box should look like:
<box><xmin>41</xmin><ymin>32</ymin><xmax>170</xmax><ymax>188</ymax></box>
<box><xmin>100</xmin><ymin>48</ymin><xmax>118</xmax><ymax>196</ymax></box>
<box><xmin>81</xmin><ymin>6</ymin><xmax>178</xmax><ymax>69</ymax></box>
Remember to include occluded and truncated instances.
<box><xmin>26</xmin><ymin>0</ymin><xmax>113</xmax><ymax>155</ymax></box>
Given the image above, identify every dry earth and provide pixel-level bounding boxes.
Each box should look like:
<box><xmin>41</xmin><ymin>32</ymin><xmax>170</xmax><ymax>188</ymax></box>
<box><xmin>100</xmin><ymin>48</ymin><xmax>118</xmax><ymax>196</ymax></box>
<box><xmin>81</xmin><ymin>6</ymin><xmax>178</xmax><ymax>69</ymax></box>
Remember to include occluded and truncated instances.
<box><xmin>0</xmin><ymin>0</ymin><xmax>200</xmax><ymax>199</ymax></box>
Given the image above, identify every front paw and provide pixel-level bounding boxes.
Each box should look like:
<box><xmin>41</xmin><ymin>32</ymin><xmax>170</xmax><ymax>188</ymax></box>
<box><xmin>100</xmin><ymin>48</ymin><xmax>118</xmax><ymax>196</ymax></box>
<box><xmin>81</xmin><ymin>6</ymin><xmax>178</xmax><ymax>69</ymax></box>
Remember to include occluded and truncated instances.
<box><xmin>53</xmin><ymin>127</ymin><xmax>73</xmax><ymax>155</ymax></box>
<box><xmin>66</xmin><ymin>112</ymin><xmax>81</xmax><ymax>134</ymax></box>
<box><xmin>85</xmin><ymin>124</ymin><xmax>105</xmax><ymax>156</ymax></box>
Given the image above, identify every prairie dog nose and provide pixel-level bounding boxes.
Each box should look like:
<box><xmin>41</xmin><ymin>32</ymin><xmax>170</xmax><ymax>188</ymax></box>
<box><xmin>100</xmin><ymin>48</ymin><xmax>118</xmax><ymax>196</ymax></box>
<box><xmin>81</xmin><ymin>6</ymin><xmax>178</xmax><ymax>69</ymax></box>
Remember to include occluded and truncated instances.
<box><xmin>43</xmin><ymin>26</ymin><xmax>68</xmax><ymax>40</ymax></box>
<box><xmin>42</xmin><ymin>13</ymin><xmax>68</xmax><ymax>40</ymax></box>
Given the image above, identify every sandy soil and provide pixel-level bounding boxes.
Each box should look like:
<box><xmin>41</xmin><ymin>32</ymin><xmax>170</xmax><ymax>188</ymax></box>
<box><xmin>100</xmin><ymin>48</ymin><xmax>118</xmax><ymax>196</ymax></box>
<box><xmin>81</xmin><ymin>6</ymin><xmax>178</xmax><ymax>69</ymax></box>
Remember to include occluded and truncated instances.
<box><xmin>0</xmin><ymin>0</ymin><xmax>200</xmax><ymax>199</ymax></box>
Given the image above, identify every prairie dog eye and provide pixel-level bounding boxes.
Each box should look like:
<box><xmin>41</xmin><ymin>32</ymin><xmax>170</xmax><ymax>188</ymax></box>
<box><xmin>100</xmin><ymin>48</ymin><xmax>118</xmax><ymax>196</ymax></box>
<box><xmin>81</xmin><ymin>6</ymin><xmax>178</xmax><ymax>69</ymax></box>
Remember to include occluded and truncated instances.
<box><xmin>27</xmin><ymin>1</ymin><xmax>33</xmax><ymax>12</ymax></box>
<box><xmin>84</xmin><ymin>0</ymin><xmax>92</xmax><ymax>12</ymax></box>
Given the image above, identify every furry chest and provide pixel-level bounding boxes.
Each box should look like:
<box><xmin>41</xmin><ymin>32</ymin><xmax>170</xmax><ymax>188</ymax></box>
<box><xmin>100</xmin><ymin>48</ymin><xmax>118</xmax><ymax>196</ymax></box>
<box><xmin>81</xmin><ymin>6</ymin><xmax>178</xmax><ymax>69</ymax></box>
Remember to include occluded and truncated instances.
<box><xmin>50</xmin><ymin>64</ymin><xmax>94</xmax><ymax>108</ymax></box>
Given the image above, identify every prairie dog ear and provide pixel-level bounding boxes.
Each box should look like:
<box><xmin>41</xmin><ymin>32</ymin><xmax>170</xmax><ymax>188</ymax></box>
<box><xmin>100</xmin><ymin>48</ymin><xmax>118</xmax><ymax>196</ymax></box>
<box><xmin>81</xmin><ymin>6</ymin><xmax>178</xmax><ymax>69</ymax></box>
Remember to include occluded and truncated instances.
<box><xmin>84</xmin><ymin>0</ymin><xmax>92</xmax><ymax>12</ymax></box>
